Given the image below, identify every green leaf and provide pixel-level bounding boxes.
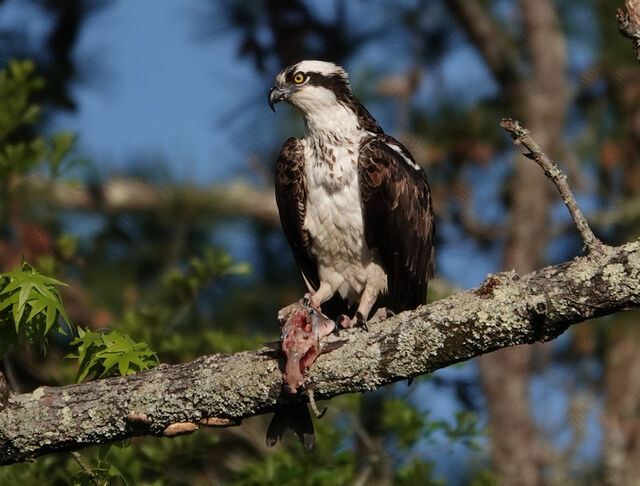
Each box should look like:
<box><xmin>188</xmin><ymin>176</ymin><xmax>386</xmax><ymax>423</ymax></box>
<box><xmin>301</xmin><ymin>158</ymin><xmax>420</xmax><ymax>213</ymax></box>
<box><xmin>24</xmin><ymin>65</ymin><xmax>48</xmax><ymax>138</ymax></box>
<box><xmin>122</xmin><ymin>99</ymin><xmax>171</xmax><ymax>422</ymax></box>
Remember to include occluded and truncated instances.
<box><xmin>0</xmin><ymin>261</ymin><xmax>72</xmax><ymax>353</ymax></box>
<box><xmin>97</xmin><ymin>444</ymin><xmax>112</xmax><ymax>463</ymax></box>
<box><xmin>0</xmin><ymin>291</ymin><xmax>18</xmax><ymax>313</ymax></box>
<box><xmin>17</xmin><ymin>283</ymin><xmax>31</xmax><ymax>313</ymax></box>
<box><xmin>68</xmin><ymin>328</ymin><xmax>159</xmax><ymax>382</ymax></box>
<box><xmin>26</xmin><ymin>295</ymin><xmax>47</xmax><ymax>319</ymax></box>
<box><xmin>118</xmin><ymin>355</ymin><xmax>131</xmax><ymax>377</ymax></box>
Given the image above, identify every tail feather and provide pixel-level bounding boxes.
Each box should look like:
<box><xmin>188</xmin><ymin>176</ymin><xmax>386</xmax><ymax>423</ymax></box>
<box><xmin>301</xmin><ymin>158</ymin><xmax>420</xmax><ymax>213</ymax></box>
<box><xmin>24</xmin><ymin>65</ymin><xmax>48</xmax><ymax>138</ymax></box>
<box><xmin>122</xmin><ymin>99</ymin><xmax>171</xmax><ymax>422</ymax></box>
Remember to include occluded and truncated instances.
<box><xmin>266</xmin><ymin>403</ymin><xmax>315</xmax><ymax>450</ymax></box>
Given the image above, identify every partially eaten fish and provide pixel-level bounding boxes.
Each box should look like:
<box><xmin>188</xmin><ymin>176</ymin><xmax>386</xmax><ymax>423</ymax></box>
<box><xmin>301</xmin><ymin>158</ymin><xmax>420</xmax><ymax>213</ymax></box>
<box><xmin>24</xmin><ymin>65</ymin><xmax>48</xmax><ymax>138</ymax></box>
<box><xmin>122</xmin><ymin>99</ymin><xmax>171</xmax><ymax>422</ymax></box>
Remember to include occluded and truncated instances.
<box><xmin>277</xmin><ymin>301</ymin><xmax>345</xmax><ymax>393</ymax></box>
<box><xmin>265</xmin><ymin>301</ymin><xmax>348</xmax><ymax>449</ymax></box>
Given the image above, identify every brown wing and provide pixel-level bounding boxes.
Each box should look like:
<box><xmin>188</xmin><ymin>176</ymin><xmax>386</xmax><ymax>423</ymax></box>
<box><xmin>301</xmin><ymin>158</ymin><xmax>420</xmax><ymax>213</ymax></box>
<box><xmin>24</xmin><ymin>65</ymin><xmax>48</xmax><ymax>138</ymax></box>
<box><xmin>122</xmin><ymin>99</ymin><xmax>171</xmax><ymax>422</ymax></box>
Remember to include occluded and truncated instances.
<box><xmin>275</xmin><ymin>138</ymin><xmax>319</xmax><ymax>290</ymax></box>
<box><xmin>358</xmin><ymin>135</ymin><xmax>435</xmax><ymax>313</ymax></box>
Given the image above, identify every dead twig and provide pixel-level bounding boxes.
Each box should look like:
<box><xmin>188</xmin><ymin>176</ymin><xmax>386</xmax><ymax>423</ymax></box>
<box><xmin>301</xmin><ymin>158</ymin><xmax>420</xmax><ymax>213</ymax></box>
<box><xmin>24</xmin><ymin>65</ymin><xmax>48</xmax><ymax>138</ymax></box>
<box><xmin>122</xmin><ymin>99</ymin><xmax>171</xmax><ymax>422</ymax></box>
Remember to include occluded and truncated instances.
<box><xmin>70</xmin><ymin>451</ymin><xmax>99</xmax><ymax>486</ymax></box>
<box><xmin>500</xmin><ymin>118</ymin><xmax>605</xmax><ymax>253</ymax></box>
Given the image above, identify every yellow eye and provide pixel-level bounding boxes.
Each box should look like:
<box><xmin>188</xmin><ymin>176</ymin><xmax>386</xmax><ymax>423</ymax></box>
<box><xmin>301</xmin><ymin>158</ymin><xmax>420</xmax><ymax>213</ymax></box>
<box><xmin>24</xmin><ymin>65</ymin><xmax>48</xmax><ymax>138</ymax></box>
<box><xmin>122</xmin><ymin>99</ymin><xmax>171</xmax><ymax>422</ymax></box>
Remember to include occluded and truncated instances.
<box><xmin>293</xmin><ymin>72</ymin><xmax>305</xmax><ymax>84</ymax></box>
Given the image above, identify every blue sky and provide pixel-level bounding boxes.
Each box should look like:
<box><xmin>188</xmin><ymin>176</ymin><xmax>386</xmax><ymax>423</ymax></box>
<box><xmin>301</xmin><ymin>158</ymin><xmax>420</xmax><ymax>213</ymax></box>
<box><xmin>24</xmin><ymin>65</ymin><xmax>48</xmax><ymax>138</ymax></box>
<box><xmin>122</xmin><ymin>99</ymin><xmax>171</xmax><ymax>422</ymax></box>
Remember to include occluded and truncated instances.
<box><xmin>50</xmin><ymin>0</ymin><xmax>259</xmax><ymax>183</ymax></box>
<box><xmin>42</xmin><ymin>1</ymin><xmax>503</xmax><ymax>186</ymax></box>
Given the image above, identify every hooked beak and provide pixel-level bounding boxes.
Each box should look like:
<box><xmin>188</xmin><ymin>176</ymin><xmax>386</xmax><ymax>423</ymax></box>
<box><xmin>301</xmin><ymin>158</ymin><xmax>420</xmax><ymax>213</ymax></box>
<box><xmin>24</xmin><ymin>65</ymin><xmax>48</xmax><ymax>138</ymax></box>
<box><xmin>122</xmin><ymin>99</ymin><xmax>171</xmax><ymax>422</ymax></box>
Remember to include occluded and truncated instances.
<box><xmin>268</xmin><ymin>84</ymin><xmax>290</xmax><ymax>112</ymax></box>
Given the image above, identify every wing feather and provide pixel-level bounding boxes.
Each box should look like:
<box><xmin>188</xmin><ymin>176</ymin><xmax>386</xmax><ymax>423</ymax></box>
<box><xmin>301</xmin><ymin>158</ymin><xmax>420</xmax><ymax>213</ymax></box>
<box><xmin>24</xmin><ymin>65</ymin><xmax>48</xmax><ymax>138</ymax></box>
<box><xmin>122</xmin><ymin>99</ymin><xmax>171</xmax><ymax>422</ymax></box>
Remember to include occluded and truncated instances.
<box><xmin>274</xmin><ymin>138</ymin><xmax>319</xmax><ymax>291</ymax></box>
<box><xmin>358</xmin><ymin>135</ymin><xmax>435</xmax><ymax>312</ymax></box>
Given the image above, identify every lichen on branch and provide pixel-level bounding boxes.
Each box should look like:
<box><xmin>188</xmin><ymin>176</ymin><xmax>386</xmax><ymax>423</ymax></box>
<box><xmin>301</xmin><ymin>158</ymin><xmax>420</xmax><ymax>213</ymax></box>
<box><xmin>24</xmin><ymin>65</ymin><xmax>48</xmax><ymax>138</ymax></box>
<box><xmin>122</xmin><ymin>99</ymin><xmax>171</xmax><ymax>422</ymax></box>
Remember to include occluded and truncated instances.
<box><xmin>1</xmin><ymin>240</ymin><xmax>639</xmax><ymax>465</ymax></box>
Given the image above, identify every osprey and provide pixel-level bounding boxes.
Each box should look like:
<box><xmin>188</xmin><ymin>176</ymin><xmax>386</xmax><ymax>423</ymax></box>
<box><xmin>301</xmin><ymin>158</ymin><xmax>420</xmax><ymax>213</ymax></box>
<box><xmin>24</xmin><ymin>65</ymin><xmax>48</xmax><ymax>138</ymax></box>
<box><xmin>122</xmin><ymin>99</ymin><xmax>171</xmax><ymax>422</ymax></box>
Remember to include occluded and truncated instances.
<box><xmin>269</xmin><ymin>60</ymin><xmax>434</xmax><ymax>328</ymax></box>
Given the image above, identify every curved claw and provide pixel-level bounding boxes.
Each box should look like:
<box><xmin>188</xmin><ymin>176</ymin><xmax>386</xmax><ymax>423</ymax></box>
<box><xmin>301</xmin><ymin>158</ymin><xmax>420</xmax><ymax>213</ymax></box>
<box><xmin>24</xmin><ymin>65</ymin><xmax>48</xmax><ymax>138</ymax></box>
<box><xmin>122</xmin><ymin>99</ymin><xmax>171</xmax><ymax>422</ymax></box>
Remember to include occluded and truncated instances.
<box><xmin>355</xmin><ymin>311</ymin><xmax>368</xmax><ymax>331</ymax></box>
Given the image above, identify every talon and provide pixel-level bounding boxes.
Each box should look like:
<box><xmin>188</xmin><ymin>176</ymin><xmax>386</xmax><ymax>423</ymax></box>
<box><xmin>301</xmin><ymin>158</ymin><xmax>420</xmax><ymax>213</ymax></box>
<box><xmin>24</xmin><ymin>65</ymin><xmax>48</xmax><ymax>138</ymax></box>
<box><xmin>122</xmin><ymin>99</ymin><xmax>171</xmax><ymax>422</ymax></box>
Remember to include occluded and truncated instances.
<box><xmin>302</xmin><ymin>293</ymin><xmax>326</xmax><ymax>315</ymax></box>
<box><xmin>356</xmin><ymin>311</ymin><xmax>368</xmax><ymax>331</ymax></box>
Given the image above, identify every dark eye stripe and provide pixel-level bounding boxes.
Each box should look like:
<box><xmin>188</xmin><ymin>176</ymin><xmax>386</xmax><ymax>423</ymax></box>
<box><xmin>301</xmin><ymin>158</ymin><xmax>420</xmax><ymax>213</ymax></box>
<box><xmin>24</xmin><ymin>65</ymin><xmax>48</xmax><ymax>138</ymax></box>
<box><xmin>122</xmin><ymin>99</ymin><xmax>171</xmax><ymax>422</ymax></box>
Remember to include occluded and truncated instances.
<box><xmin>283</xmin><ymin>69</ymin><xmax>351</xmax><ymax>101</ymax></box>
<box><xmin>306</xmin><ymin>72</ymin><xmax>349</xmax><ymax>92</ymax></box>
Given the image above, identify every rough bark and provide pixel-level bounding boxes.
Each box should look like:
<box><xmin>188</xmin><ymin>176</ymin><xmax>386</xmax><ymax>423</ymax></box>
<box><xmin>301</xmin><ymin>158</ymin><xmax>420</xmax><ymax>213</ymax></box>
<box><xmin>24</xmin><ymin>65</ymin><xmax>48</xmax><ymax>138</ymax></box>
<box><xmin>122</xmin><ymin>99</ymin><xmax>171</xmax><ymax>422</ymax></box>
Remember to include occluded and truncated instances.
<box><xmin>1</xmin><ymin>240</ymin><xmax>639</xmax><ymax>465</ymax></box>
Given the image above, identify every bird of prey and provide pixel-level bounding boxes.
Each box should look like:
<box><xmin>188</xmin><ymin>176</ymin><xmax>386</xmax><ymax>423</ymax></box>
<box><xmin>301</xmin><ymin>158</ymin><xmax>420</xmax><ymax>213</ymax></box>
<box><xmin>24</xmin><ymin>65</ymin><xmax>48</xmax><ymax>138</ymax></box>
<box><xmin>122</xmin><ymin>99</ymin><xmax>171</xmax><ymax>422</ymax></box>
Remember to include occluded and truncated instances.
<box><xmin>269</xmin><ymin>60</ymin><xmax>434</xmax><ymax>329</ymax></box>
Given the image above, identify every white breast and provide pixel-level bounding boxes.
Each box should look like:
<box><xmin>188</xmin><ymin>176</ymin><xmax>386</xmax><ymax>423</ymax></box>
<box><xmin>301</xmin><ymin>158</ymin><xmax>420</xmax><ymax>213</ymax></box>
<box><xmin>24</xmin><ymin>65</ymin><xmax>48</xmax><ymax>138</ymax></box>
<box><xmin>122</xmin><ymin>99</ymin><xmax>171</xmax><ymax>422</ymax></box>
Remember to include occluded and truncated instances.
<box><xmin>302</xmin><ymin>130</ymin><xmax>386</xmax><ymax>304</ymax></box>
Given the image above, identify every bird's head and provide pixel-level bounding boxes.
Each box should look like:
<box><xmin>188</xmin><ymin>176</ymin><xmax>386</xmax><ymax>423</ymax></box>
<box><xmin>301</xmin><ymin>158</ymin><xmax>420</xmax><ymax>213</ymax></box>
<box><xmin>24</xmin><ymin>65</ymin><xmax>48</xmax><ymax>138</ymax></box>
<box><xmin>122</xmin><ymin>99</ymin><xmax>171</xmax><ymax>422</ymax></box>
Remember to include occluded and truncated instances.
<box><xmin>268</xmin><ymin>60</ymin><xmax>352</xmax><ymax>114</ymax></box>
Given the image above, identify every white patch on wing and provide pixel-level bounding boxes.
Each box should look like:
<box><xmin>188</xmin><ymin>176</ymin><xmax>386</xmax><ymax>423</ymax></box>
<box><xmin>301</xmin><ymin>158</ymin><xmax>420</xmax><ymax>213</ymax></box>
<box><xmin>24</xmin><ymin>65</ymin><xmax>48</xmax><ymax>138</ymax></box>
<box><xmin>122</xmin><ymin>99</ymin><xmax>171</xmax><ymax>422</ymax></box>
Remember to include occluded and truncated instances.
<box><xmin>386</xmin><ymin>141</ymin><xmax>421</xmax><ymax>171</ymax></box>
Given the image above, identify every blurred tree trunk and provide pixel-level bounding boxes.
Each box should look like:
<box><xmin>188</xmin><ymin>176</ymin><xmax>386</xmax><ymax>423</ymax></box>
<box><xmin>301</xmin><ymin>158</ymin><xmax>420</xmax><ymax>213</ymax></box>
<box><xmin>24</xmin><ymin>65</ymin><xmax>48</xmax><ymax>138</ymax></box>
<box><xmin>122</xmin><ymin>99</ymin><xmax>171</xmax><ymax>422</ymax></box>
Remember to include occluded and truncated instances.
<box><xmin>603</xmin><ymin>315</ymin><xmax>640</xmax><ymax>486</ymax></box>
<box><xmin>354</xmin><ymin>394</ymin><xmax>393</xmax><ymax>486</ymax></box>
<box><xmin>447</xmin><ymin>0</ymin><xmax>568</xmax><ymax>483</ymax></box>
<box><xmin>481</xmin><ymin>2</ymin><xmax>568</xmax><ymax>484</ymax></box>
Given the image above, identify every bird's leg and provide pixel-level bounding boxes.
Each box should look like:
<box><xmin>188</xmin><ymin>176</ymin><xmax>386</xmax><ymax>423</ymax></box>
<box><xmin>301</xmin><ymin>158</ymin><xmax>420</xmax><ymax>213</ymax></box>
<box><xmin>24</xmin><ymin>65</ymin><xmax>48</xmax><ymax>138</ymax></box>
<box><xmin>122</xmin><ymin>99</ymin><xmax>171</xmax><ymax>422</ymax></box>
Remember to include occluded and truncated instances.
<box><xmin>337</xmin><ymin>282</ymin><xmax>378</xmax><ymax>331</ymax></box>
<box><xmin>357</xmin><ymin>282</ymin><xmax>379</xmax><ymax>325</ymax></box>
<box><xmin>303</xmin><ymin>281</ymin><xmax>334</xmax><ymax>312</ymax></box>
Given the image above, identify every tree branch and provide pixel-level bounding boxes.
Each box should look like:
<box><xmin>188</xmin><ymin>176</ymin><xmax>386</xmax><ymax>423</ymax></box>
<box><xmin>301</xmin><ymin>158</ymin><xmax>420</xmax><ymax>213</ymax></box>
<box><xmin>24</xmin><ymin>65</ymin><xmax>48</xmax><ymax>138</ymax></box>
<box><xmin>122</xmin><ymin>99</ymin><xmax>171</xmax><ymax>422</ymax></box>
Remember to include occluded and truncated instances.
<box><xmin>15</xmin><ymin>177</ymin><xmax>280</xmax><ymax>225</ymax></box>
<box><xmin>1</xmin><ymin>240</ymin><xmax>639</xmax><ymax>465</ymax></box>
<box><xmin>500</xmin><ymin>118</ymin><xmax>604</xmax><ymax>253</ymax></box>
